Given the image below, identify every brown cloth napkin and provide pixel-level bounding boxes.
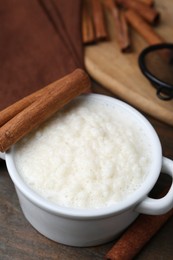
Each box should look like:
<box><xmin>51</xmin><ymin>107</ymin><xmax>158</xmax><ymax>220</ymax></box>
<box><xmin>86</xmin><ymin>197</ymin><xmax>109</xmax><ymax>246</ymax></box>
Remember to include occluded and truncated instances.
<box><xmin>0</xmin><ymin>0</ymin><xmax>84</xmax><ymax>110</ymax></box>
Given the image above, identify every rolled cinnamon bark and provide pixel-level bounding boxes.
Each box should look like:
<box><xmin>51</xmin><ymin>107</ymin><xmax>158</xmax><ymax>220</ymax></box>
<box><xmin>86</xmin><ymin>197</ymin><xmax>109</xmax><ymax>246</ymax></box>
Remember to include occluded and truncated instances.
<box><xmin>0</xmin><ymin>80</ymin><xmax>61</xmax><ymax>127</ymax></box>
<box><xmin>82</xmin><ymin>0</ymin><xmax>96</xmax><ymax>44</ymax></box>
<box><xmin>125</xmin><ymin>9</ymin><xmax>164</xmax><ymax>45</ymax></box>
<box><xmin>105</xmin><ymin>209</ymin><xmax>173</xmax><ymax>260</ymax></box>
<box><xmin>138</xmin><ymin>0</ymin><xmax>154</xmax><ymax>7</ymax></box>
<box><xmin>119</xmin><ymin>11</ymin><xmax>131</xmax><ymax>52</ymax></box>
<box><xmin>117</xmin><ymin>0</ymin><xmax>159</xmax><ymax>24</ymax></box>
<box><xmin>90</xmin><ymin>0</ymin><xmax>107</xmax><ymax>41</ymax></box>
<box><xmin>0</xmin><ymin>69</ymin><xmax>91</xmax><ymax>152</ymax></box>
<box><xmin>105</xmin><ymin>0</ymin><xmax>131</xmax><ymax>52</ymax></box>
<box><xmin>106</xmin><ymin>187</ymin><xmax>173</xmax><ymax>260</ymax></box>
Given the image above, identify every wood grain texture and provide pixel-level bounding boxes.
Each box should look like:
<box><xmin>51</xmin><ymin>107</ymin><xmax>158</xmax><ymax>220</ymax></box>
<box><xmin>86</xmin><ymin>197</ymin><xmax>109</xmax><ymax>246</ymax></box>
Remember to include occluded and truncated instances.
<box><xmin>84</xmin><ymin>0</ymin><xmax>173</xmax><ymax>126</ymax></box>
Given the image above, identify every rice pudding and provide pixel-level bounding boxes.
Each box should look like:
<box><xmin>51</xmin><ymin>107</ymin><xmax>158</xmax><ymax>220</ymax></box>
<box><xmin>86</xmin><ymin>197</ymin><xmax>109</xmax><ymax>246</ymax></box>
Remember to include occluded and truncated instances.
<box><xmin>14</xmin><ymin>96</ymin><xmax>151</xmax><ymax>209</ymax></box>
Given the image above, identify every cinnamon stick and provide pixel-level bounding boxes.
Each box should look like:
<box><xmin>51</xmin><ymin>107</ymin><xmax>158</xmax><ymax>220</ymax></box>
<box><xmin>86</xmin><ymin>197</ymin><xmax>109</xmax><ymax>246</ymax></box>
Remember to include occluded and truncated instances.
<box><xmin>125</xmin><ymin>9</ymin><xmax>164</xmax><ymax>45</ymax></box>
<box><xmin>105</xmin><ymin>0</ymin><xmax>131</xmax><ymax>52</ymax></box>
<box><xmin>106</xmin><ymin>187</ymin><xmax>173</xmax><ymax>260</ymax></box>
<box><xmin>105</xmin><ymin>209</ymin><xmax>173</xmax><ymax>260</ymax></box>
<box><xmin>138</xmin><ymin>0</ymin><xmax>154</xmax><ymax>6</ymax></box>
<box><xmin>119</xmin><ymin>10</ymin><xmax>131</xmax><ymax>52</ymax></box>
<box><xmin>117</xmin><ymin>0</ymin><xmax>159</xmax><ymax>25</ymax></box>
<box><xmin>0</xmin><ymin>80</ymin><xmax>60</xmax><ymax>127</ymax></box>
<box><xmin>90</xmin><ymin>0</ymin><xmax>107</xmax><ymax>41</ymax></box>
<box><xmin>82</xmin><ymin>0</ymin><xmax>96</xmax><ymax>44</ymax></box>
<box><xmin>0</xmin><ymin>69</ymin><xmax>91</xmax><ymax>152</ymax></box>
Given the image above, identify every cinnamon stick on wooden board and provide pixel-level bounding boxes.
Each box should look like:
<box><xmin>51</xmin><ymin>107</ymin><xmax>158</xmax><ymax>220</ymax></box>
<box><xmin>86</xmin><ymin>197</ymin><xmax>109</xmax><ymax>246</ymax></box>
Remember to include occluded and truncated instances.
<box><xmin>0</xmin><ymin>69</ymin><xmax>91</xmax><ymax>152</ymax></box>
<box><xmin>90</xmin><ymin>0</ymin><xmax>107</xmax><ymax>41</ymax></box>
<box><xmin>125</xmin><ymin>9</ymin><xmax>164</xmax><ymax>45</ymax></box>
<box><xmin>117</xmin><ymin>0</ymin><xmax>159</xmax><ymax>25</ymax></box>
<box><xmin>82</xmin><ymin>0</ymin><xmax>96</xmax><ymax>44</ymax></box>
<box><xmin>104</xmin><ymin>0</ymin><xmax>131</xmax><ymax>52</ymax></box>
<box><xmin>138</xmin><ymin>0</ymin><xmax>154</xmax><ymax>6</ymax></box>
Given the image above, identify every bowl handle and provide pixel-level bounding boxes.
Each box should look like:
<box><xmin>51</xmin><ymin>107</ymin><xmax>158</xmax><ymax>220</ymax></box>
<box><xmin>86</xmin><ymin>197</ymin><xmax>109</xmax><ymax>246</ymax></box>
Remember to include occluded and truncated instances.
<box><xmin>0</xmin><ymin>152</ymin><xmax>5</xmax><ymax>160</ymax></box>
<box><xmin>135</xmin><ymin>157</ymin><xmax>173</xmax><ymax>215</ymax></box>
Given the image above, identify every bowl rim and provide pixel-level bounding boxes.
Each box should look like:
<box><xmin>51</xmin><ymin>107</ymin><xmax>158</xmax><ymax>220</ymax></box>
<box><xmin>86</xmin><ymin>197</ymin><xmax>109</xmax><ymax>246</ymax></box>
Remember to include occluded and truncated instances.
<box><xmin>5</xmin><ymin>94</ymin><xmax>162</xmax><ymax>219</ymax></box>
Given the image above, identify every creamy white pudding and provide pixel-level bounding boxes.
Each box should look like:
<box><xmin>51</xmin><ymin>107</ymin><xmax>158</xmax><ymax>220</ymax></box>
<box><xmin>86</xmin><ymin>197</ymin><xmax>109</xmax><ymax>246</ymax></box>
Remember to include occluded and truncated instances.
<box><xmin>14</xmin><ymin>96</ymin><xmax>151</xmax><ymax>209</ymax></box>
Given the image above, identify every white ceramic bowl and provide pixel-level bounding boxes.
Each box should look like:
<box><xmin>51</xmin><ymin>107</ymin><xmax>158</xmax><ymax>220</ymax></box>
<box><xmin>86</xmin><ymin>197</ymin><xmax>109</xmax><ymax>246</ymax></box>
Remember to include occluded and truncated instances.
<box><xmin>1</xmin><ymin>94</ymin><xmax>173</xmax><ymax>247</ymax></box>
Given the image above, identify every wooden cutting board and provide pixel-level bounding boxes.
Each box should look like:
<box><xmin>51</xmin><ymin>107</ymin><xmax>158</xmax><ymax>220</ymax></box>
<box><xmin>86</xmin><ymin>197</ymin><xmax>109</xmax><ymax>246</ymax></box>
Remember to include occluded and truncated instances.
<box><xmin>84</xmin><ymin>0</ymin><xmax>173</xmax><ymax>126</ymax></box>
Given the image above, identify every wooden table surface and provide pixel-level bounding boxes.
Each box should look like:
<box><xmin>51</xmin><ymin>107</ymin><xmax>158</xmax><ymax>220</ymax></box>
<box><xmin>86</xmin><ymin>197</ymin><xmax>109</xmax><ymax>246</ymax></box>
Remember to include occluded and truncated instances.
<box><xmin>0</xmin><ymin>84</ymin><xmax>173</xmax><ymax>260</ymax></box>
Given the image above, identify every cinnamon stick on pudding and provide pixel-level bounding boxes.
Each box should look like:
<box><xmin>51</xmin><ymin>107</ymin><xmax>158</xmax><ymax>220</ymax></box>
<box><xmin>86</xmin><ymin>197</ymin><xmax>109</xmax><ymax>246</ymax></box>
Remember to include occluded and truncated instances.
<box><xmin>105</xmin><ymin>0</ymin><xmax>131</xmax><ymax>52</ymax></box>
<box><xmin>125</xmin><ymin>9</ymin><xmax>164</xmax><ymax>45</ymax></box>
<box><xmin>0</xmin><ymin>69</ymin><xmax>91</xmax><ymax>152</ymax></box>
<box><xmin>0</xmin><ymin>79</ymin><xmax>64</xmax><ymax>127</ymax></box>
